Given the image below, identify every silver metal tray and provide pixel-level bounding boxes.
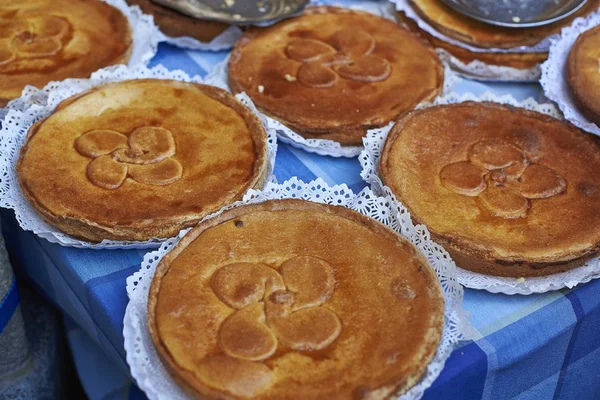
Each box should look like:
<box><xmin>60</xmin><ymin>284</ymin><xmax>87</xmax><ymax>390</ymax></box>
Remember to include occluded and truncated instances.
<box><xmin>151</xmin><ymin>0</ymin><xmax>309</xmax><ymax>24</ymax></box>
<box><xmin>439</xmin><ymin>0</ymin><xmax>588</xmax><ymax>28</ymax></box>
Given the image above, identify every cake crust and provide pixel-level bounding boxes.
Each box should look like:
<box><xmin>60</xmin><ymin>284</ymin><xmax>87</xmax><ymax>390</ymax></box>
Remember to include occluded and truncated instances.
<box><xmin>126</xmin><ymin>0</ymin><xmax>229</xmax><ymax>42</ymax></box>
<box><xmin>149</xmin><ymin>199</ymin><xmax>445</xmax><ymax>399</ymax></box>
<box><xmin>0</xmin><ymin>0</ymin><xmax>132</xmax><ymax>106</ymax></box>
<box><xmin>17</xmin><ymin>79</ymin><xmax>269</xmax><ymax>242</ymax></box>
<box><xmin>229</xmin><ymin>6</ymin><xmax>444</xmax><ymax>146</ymax></box>
<box><xmin>567</xmin><ymin>25</ymin><xmax>600</xmax><ymax>127</ymax></box>
<box><xmin>380</xmin><ymin>102</ymin><xmax>600</xmax><ymax>277</ymax></box>
<box><xmin>409</xmin><ymin>0</ymin><xmax>600</xmax><ymax>49</ymax></box>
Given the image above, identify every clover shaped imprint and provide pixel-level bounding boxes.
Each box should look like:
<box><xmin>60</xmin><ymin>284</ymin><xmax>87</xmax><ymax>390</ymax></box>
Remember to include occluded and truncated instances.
<box><xmin>0</xmin><ymin>15</ymin><xmax>72</xmax><ymax>69</ymax></box>
<box><xmin>75</xmin><ymin>127</ymin><xmax>183</xmax><ymax>190</ymax></box>
<box><xmin>211</xmin><ymin>256</ymin><xmax>341</xmax><ymax>362</ymax></box>
<box><xmin>440</xmin><ymin>138</ymin><xmax>566</xmax><ymax>219</ymax></box>
<box><xmin>285</xmin><ymin>29</ymin><xmax>391</xmax><ymax>88</ymax></box>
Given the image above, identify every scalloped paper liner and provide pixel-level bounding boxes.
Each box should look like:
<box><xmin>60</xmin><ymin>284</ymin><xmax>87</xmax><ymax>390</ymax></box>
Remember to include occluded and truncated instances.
<box><xmin>159</xmin><ymin>26</ymin><xmax>243</xmax><ymax>51</ymax></box>
<box><xmin>541</xmin><ymin>11</ymin><xmax>600</xmax><ymax>136</ymax></box>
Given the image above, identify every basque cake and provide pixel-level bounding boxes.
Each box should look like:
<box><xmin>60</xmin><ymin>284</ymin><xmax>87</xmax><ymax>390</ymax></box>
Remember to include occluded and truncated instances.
<box><xmin>17</xmin><ymin>79</ymin><xmax>269</xmax><ymax>242</ymax></box>
<box><xmin>0</xmin><ymin>0</ymin><xmax>132</xmax><ymax>105</ymax></box>
<box><xmin>149</xmin><ymin>199</ymin><xmax>444</xmax><ymax>399</ymax></box>
<box><xmin>229</xmin><ymin>6</ymin><xmax>444</xmax><ymax>146</ymax></box>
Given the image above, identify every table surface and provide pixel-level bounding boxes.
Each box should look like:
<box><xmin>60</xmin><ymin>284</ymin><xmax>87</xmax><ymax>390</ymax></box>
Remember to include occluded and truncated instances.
<box><xmin>4</xmin><ymin>5</ymin><xmax>600</xmax><ymax>400</ymax></box>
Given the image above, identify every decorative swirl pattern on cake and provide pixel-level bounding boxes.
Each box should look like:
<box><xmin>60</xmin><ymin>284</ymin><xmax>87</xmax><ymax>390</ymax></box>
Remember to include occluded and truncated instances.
<box><xmin>75</xmin><ymin>127</ymin><xmax>183</xmax><ymax>190</ymax></box>
<box><xmin>211</xmin><ymin>256</ymin><xmax>341</xmax><ymax>362</ymax></box>
<box><xmin>440</xmin><ymin>138</ymin><xmax>566</xmax><ymax>218</ymax></box>
<box><xmin>285</xmin><ymin>29</ymin><xmax>391</xmax><ymax>88</ymax></box>
<box><xmin>0</xmin><ymin>15</ymin><xmax>73</xmax><ymax>72</ymax></box>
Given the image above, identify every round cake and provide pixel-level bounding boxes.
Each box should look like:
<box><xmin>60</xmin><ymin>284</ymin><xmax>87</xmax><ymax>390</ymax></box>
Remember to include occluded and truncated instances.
<box><xmin>149</xmin><ymin>199</ymin><xmax>444</xmax><ymax>400</ymax></box>
<box><xmin>409</xmin><ymin>0</ymin><xmax>600</xmax><ymax>49</ymax></box>
<box><xmin>398</xmin><ymin>12</ymin><xmax>547</xmax><ymax>71</ymax></box>
<box><xmin>379</xmin><ymin>102</ymin><xmax>600</xmax><ymax>277</ymax></box>
<box><xmin>228</xmin><ymin>6</ymin><xmax>444</xmax><ymax>146</ymax></box>
<box><xmin>0</xmin><ymin>0</ymin><xmax>132</xmax><ymax>106</ymax></box>
<box><xmin>567</xmin><ymin>24</ymin><xmax>600</xmax><ymax>127</ymax></box>
<box><xmin>17</xmin><ymin>79</ymin><xmax>268</xmax><ymax>242</ymax></box>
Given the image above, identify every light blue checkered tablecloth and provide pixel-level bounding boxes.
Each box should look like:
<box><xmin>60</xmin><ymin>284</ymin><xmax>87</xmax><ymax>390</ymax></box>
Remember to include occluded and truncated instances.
<box><xmin>3</xmin><ymin>7</ymin><xmax>600</xmax><ymax>399</ymax></box>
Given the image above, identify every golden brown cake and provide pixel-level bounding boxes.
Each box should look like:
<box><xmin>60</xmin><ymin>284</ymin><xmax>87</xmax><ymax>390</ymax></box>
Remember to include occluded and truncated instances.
<box><xmin>126</xmin><ymin>0</ymin><xmax>229</xmax><ymax>42</ymax></box>
<box><xmin>379</xmin><ymin>102</ymin><xmax>600</xmax><ymax>278</ymax></box>
<box><xmin>398</xmin><ymin>12</ymin><xmax>547</xmax><ymax>70</ymax></box>
<box><xmin>567</xmin><ymin>25</ymin><xmax>600</xmax><ymax>127</ymax></box>
<box><xmin>149</xmin><ymin>199</ymin><xmax>444</xmax><ymax>400</ymax></box>
<box><xmin>0</xmin><ymin>0</ymin><xmax>132</xmax><ymax>106</ymax></box>
<box><xmin>17</xmin><ymin>79</ymin><xmax>268</xmax><ymax>242</ymax></box>
<box><xmin>409</xmin><ymin>0</ymin><xmax>600</xmax><ymax>49</ymax></box>
<box><xmin>229</xmin><ymin>6</ymin><xmax>444</xmax><ymax>146</ymax></box>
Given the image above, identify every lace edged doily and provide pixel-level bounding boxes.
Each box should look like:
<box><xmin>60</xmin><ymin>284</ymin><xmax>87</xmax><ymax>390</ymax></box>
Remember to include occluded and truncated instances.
<box><xmin>3</xmin><ymin>0</ymin><xmax>160</xmax><ymax>113</ymax></box>
<box><xmin>436</xmin><ymin>49</ymin><xmax>542</xmax><ymax>82</ymax></box>
<box><xmin>359</xmin><ymin>91</ymin><xmax>600</xmax><ymax>295</ymax></box>
<box><xmin>158</xmin><ymin>26</ymin><xmax>243</xmax><ymax>52</ymax></box>
<box><xmin>541</xmin><ymin>12</ymin><xmax>600</xmax><ymax>136</ymax></box>
<box><xmin>0</xmin><ymin>65</ymin><xmax>277</xmax><ymax>249</ymax></box>
<box><xmin>123</xmin><ymin>177</ymin><xmax>472</xmax><ymax>400</ymax></box>
<box><xmin>108</xmin><ymin>0</ymin><xmax>161</xmax><ymax>65</ymax></box>
<box><xmin>332</xmin><ymin>0</ymin><xmax>398</xmax><ymax>19</ymax></box>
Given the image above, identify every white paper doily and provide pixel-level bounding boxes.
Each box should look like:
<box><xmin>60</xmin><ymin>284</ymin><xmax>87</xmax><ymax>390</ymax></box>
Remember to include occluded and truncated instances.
<box><xmin>3</xmin><ymin>0</ymin><xmax>160</xmax><ymax>113</ymax></box>
<box><xmin>359</xmin><ymin>91</ymin><xmax>600</xmax><ymax>295</ymax></box>
<box><xmin>541</xmin><ymin>11</ymin><xmax>600</xmax><ymax>136</ymax></box>
<box><xmin>333</xmin><ymin>0</ymin><xmax>399</xmax><ymax>18</ymax></box>
<box><xmin>108</xmin><ymin>0</ymin><xmax>161</xmax><ymax>66</ymax></box>
<box><xmin>124</xmin><ymin>177</ymin><xmax>472</xmax><ymax>400</ymax></box>
<box><xmin>0</xmin><ymin>65</ymin><xmax>277</xmax><ymax>249</ymax></box>
<box><xmin>436</xmin><ymin>49</ymin><xmax>542</xmax><ymax>82</ymax></box>
<box><xmin>158</xmin><ymin>26</ymin><xmax>243</xmax><ymax>51</ymax></box>
<box><xmin>392</xmin><ymin>0</ymin><xmax>556</xmax><ymax>54</ymax></box>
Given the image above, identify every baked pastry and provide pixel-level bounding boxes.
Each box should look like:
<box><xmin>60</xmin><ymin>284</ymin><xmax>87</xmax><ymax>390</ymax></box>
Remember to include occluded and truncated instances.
<box><xmin>149</xmin><ymin>199</ymin><xmax>444</xmax><ymax>400</ymax></box>
<box><xmin>17</xmin><ymin>79</ymin><xmax>268</xmax><ymax>242</ymax></box>
<box><xmin>229</xmin><ymin>6</ymin><xmax>444</xmax><ymax>146</ymax></box>
<box><xmin>126</xmin><ymin>0</ymin><xmax>229</xmax><ymax>42</ymax></box>
<box><xmin>398</xmin><ymin>12</ymin><xmax>547</xmax><ymax>71</ymax></box>
<box><xmin>0</xmin><ymin>0</ymin><xmax>132</xmax><ymax>106</ymax></box>
<box><xmin>409</xmin><ymin>0</ymin><xmax>600</xmax><ymax>49</ymax></box>
<box><xmin>380</xmin><ymin>102</ymin><xmax>600</xmax><ymax>277</ymax></box>
<box><xmin>567</xmin><ymin>25</ymin><xmax>600</xmax><ymax>127</ymax></box>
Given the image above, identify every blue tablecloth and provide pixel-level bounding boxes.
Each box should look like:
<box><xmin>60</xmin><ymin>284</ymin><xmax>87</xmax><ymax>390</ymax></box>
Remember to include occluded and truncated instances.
<box><xmin>3</xmin><ymin>25</ymin><xmax>600</xmax><ymax>400</ymax></box>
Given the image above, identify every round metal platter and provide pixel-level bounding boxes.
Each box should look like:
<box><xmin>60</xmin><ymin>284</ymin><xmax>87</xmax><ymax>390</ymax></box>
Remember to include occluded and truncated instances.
<box><xmin>150</xmin><ymin>0</ymin><xmax>310</xmax><ymax>25</ymax></box>
<box><xmin>438</xmin><ymin>0</ymin><xmax>589</xmax><ymax>28</ymax></box>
